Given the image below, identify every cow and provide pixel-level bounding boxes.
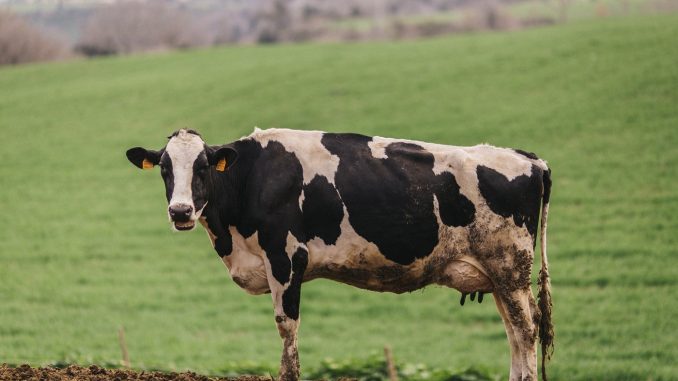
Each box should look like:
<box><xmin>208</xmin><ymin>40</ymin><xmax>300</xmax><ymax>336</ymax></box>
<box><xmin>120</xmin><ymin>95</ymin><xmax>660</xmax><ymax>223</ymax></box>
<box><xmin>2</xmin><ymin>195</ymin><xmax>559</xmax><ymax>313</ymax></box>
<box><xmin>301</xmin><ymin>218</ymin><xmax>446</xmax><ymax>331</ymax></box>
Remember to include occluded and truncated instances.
<box><xmin>126</xmin><ymin>128</ymin><xmax>554</xmax><ymax>381</ymax></box>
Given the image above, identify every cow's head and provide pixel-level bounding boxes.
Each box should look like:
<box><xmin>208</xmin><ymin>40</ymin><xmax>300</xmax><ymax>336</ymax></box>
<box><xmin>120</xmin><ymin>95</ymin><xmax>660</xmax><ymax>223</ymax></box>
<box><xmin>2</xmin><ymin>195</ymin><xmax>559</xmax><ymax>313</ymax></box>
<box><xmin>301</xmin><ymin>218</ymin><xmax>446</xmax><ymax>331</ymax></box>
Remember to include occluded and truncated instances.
<box><xmin>126</xmin><ymin>129</ymin><xmax>237</xmax><ymax>231</ymax></box>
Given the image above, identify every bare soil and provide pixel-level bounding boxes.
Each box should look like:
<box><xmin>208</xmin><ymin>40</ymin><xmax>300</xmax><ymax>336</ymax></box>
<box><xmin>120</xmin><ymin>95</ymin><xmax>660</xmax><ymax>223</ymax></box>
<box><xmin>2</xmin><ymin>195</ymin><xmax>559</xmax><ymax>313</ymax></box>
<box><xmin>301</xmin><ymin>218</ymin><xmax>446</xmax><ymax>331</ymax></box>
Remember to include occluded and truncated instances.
<box><xmin>0</xmin><ymin>364</ymin><xmax>273</xmax><ymax>381</ymax></box>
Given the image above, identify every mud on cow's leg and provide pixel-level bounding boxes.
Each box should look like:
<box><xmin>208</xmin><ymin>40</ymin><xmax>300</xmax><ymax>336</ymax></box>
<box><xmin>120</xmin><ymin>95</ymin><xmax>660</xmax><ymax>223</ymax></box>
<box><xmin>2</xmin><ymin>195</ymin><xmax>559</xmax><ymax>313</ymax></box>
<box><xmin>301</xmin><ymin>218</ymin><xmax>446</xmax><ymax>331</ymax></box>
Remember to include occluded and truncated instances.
<box><xmin>494</xmin><ymin>292</ymin><xmax>523</xmax><ymax>381</ymax></box>
<box><xmin>495</xmin><ymin>287</ymin><xmax>539</xmax><ymax>381</ymax></box>
<box><xmin>265</xmin><ymin>245</ymin><xmax>309</xmax><ymax>381</ymax></box>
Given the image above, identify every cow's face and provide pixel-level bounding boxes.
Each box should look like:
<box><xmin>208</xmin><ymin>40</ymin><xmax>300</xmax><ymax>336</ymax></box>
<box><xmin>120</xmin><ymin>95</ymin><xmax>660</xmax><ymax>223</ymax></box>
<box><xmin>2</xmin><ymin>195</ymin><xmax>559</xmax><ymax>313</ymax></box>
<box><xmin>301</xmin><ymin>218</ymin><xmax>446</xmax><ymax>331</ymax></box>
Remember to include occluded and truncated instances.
<box><xmin>126</xmin><ymin>129</ymin><xmax>237</xmax><ymax>231</ymax></box>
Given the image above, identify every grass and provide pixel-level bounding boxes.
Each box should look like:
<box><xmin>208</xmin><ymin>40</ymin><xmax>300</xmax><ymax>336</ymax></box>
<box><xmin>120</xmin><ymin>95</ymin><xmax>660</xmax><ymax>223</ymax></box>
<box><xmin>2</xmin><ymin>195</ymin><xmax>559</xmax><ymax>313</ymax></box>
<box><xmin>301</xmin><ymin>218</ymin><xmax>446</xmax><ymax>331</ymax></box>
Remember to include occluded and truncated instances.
<box><xmin>0</xmin><ymin>14</ymin><xmax>677</xmax><ymax>381</ymax></box>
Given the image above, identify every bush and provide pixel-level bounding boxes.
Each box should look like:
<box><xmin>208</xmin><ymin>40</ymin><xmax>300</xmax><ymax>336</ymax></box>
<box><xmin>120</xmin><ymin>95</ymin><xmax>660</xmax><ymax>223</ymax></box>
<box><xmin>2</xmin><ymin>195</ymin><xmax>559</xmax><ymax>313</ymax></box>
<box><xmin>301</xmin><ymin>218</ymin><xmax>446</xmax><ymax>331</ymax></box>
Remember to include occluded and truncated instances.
<box><xmin>306</xmin><ymin>352</ymin><xmax>497</xmax><ymax>381</ymax></box>
<box><xmin>391</xmin><ymin>20</ymin><xmax>457</xmax><ymax>40</ymax></box>
<box><xmin>75</xmin><ymin>1</ymin><xmax>207</xmax><ymax>56</ymax></box>
<box><xmin>0</xmin><ymin>10</ymin><xmax>68</xmax><ymax>66</ymax></box>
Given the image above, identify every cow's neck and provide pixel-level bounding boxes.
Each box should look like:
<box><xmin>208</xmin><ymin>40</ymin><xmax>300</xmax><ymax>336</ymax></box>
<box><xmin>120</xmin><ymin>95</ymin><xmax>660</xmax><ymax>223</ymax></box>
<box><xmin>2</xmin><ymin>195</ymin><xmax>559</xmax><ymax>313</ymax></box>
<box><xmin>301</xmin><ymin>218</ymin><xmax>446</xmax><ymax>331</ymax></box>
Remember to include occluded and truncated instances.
<box><xmin>204</xmin><ymin>138</ymin><xmax>259</xmax><ymax>227</ymax></box>
<box><xmin>205</xmin><ymin>169</ymin><xmax>241</xmax><ymax>225</ymax></box>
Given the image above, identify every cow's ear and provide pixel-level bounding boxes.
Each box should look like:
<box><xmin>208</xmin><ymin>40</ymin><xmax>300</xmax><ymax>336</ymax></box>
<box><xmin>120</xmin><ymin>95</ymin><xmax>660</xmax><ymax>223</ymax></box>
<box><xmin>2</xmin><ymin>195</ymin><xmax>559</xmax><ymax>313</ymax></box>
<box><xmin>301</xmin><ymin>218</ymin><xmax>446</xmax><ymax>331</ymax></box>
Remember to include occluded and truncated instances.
<box><xmin>208</xmin><ymin>145</ymin><xmax>238</xmax><ymax>172</ymax></box>
<box><xmin>126</xmin><ymin>147</ymin><xmax>161</xmax><ymax>170</ymax></box>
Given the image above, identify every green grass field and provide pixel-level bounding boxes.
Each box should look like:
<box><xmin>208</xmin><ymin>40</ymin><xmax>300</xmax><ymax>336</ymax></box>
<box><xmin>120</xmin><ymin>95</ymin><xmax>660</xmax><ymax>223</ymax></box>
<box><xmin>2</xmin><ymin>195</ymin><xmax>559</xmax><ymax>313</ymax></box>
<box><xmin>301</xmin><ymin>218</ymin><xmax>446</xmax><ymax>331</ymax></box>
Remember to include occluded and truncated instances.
<box><xmin>1</xmin><ymin>14</ymin><xmax>677</xmax><ymax>381</ymax></box>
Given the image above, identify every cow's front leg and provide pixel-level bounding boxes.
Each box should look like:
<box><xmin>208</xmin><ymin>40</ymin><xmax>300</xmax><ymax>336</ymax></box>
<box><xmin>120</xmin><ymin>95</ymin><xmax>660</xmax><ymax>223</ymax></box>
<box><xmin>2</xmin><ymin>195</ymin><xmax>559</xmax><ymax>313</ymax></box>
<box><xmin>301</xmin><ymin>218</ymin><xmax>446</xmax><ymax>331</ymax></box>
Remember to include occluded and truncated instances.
<box><xmin>264</xmin><ymin>242</ymin><xmax>308</xmax><ymax>381</ymax></box>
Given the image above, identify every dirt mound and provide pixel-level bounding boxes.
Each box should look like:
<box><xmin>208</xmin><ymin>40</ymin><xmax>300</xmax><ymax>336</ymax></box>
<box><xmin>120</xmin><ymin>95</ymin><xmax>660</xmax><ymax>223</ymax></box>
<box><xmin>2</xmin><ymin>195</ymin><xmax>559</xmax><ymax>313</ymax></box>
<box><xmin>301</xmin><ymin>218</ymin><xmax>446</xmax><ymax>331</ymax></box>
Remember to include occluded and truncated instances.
<box><xmin>0</xmin><ymin>364</ymin><xmax>272</xmax><ymax>381</ymax></box>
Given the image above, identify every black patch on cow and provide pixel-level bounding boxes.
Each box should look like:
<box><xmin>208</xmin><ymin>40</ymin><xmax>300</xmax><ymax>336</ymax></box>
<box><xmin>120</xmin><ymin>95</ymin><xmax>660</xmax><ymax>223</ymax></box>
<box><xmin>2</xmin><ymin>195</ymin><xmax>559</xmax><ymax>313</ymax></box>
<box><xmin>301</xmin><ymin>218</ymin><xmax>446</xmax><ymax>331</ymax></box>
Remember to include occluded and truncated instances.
<box><xmin>241</xmin><ymin>141</ymin><xmax>305</xmax><ymax>285</ymax></box>
<box><xmin>434</xmin><ymin>171</ymin><xmax>476</xmax><ymax>227</ymax></box>
<box><xmin>159</xmin><ymin>154</ymin><xmax>174</xmax><ymax>203</ymax></box>
<box><xmin>302</xmin><ymin>175</ymin><xmax>344</xmax><ymax>245</ymax></box>
<box><xmin>201</xmin><ymin>138</ymin><xmax>314</xmax><ymax>284</ymax></box>
<box><xmin>513</xmin><ymin>148</ymin><xmax>539</xmax><ymax>160</ymax></box>
<box><xmin>202</xmin><ymin>211</ymin><xmax>233</xmax><ymax>257</ymax></box>
<box><xmin>476</xmin><ymin>164</ymin><xmax>543</xmax><ymax>239</ymax></box>
<box><xmin>208</xmin><ymin>138</ymin><xmax>264</xmax><ymax>236</ymax></box>
<box><xmin>214</xmin><ymin>234</ymin><xmax>233</xmax><ymax>257</ymax></box>
<box><xmin>282</xmin><ymin>248</ymin><xmax>308</xmax><ymax>320</ymax></box>
<box><xmin>267</xmin><ymin>251</ymin><xmax>292</xmax><ymax>287</ymax></box>
<box><xmin>321</xmin><ymin>133</ymin><xmax>475</xmax><ymax>266</ymax></box>
<box><xmin>542</xmin><ymin>168</ymin><xmax>552</xmax><ymax>204</ymax></box>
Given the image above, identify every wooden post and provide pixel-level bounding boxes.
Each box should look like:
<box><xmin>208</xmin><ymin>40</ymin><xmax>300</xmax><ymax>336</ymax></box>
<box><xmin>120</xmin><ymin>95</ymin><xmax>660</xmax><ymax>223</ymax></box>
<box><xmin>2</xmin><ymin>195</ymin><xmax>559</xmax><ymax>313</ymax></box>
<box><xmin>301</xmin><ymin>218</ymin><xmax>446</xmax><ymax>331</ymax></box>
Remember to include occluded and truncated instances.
<box><xmin>118</xmin><ymin>326</ymin><xmax>131</xmax><ymax>369</ymax></box>
<box><xmin>384</xmin><ymin>345</ymin><xmax>398</xmax><ymax>381</ymax></box>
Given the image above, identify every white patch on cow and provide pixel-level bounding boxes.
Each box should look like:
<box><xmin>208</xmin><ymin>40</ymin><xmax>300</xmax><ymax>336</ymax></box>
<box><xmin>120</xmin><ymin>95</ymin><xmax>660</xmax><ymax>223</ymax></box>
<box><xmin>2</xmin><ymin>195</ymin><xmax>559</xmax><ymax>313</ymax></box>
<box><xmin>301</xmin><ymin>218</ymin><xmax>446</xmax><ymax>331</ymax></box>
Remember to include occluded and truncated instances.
<box><xmin>365</xmin><ymin>137</ymin><xmax>536</xmax><ymax>199</ymax></box>
<box><xmin>298</xmin><ymin>191</ymin><xmax>305</xmax><ymax>211</ymax></box>
<box><xmin>427</xmin><ymin>146</ymin><xmax>482</xmax><ymax>205</ymax></box>
<box><xmin>285</xmin><ymin>231</ymin><xmax>305</xmax><ymax>259</ymax></box>
<box><xmin>367</xmin><ymin>136</ymin><xmax>482</xmax><ymax>204</ymax></box>
<box><xmin>198</xmin><ymin>217</ymin><xmax>217</xmax><ymax>247</ymax></box>
<box><xmin>222</xmin><ymin>228</ymin><xmax>269</xmax><ymax>295</ymax></box>
<box><xmin>248</xmin><ymin>128</ymin><xmax>340</xmax><ymax>185</ymax></box>
<box><xmin>369</xmin><ymin>136</ymin><xmax>463</xmax><ymax>161</ymax></box>
<box><xmin>465</xmin><ymin>145</ymin><xmax>533</xmax><ymax>181</ymax></box>
<box><xmin>306</xmin><ymin>208</ymin><xmax>366</xmax><ymax>268</ymax></box>
<box><xmin>367</xmin><ymin>138</ymin><xmax>389</xmax><ymax>159</ymax></box>
<box><xmin>165</xmin><ymin>129</ymin><xmax>205</xmax><ymax>217</ymax></box>
<box><xmin>258</xmin><ymin>232</ymin><xmax>308</xmax><ymax>293</ymax></box>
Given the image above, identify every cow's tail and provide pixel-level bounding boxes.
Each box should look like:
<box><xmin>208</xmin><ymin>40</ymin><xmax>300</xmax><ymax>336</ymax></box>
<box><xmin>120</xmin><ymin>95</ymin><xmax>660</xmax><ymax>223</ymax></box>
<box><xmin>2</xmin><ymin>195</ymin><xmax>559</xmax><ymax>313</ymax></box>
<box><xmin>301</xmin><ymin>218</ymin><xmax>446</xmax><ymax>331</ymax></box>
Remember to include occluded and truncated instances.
<box><xmin>537</xmin><ymin>166</ymin><xmax>554</xmax><ymax>381</ymax></box>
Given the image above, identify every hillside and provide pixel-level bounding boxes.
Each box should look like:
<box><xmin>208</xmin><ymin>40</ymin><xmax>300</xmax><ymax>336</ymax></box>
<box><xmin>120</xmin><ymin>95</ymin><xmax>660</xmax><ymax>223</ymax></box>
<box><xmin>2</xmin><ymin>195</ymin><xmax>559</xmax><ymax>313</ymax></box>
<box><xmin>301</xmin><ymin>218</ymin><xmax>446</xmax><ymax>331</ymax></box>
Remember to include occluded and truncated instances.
<box><xmin>1</xmin><ymin>15</ymin><xmax>677</xmax><ymax>380</ymax></box>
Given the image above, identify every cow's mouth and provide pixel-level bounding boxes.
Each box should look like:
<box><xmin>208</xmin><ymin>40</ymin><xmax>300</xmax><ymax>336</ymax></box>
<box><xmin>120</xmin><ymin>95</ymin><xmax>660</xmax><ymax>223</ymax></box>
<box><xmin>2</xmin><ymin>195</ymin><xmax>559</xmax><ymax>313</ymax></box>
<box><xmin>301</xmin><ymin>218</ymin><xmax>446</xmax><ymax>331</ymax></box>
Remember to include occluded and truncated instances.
<box><xmin>173</xmin><ymin>221</ymin><xmax>195</xmax><ymax>231</ymax></box>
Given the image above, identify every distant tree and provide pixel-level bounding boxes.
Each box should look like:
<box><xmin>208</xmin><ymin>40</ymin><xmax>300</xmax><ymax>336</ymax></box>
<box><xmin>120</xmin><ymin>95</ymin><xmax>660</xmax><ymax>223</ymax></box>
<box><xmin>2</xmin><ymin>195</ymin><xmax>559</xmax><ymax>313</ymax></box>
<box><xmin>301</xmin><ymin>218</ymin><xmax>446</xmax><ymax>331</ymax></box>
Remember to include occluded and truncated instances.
<box><xmin>0</xmin><ymin>9</ymin><xmax>68</xmax><ymax>65</ymax></box>
<box><xmin>75</xmin><ymin>1</ymin><xmax>207</xmax><ymax>56</ymax></box>
<box><xmin>255</xmin><ymin>0</ymin><xmax>292</xmax><ymax>43</ymax></box>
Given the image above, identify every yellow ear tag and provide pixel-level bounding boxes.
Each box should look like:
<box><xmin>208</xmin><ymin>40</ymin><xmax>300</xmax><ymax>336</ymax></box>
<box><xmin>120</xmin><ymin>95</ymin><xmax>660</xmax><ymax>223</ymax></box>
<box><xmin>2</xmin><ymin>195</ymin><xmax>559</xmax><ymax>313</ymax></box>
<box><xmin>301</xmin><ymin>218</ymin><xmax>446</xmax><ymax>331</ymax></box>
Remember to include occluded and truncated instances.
<box><xmin>142</xmin><ymin>158</ymin><xmax>154</xmax><ymax>169</ymax></box>
<box><xmin>215</xmin><ymin>158</ymin><xmax>227</xmax><ymax>172</ymax></box>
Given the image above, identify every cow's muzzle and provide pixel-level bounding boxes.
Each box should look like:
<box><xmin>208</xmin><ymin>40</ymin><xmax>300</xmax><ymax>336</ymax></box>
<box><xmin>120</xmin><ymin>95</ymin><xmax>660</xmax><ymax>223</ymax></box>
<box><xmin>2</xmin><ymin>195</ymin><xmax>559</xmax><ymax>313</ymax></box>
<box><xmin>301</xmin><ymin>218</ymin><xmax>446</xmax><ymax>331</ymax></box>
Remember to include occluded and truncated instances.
<box><xmin>168</xmin><ymin>203</ymin><xmax>195</xmax><ymax>231</ymax></box>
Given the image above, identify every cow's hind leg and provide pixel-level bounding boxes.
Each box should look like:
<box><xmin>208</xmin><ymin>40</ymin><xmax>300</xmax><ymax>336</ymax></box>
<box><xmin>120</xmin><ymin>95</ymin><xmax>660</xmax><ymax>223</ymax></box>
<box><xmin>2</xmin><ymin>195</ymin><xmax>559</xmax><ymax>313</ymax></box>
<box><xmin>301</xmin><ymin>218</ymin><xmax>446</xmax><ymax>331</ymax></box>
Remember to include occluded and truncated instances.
<box><xmin>495</xmin><ymin>287</ymin><xmax>539</xmax><ymax>381</ymax></box>
<box><xmin>494</xmin><ymin>293</ymin><xmax>523</xmax><ymax>381</ymax></box>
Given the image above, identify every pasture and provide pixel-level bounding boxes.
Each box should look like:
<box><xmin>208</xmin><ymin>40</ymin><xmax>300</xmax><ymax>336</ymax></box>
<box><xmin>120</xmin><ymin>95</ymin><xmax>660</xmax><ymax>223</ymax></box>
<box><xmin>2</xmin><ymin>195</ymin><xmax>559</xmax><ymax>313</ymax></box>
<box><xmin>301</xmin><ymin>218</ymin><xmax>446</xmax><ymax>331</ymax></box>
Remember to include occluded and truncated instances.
<box><xmin>0</xmin><ymin>14</ymin><xmax>677</xmax><ymax>381</ymax></box>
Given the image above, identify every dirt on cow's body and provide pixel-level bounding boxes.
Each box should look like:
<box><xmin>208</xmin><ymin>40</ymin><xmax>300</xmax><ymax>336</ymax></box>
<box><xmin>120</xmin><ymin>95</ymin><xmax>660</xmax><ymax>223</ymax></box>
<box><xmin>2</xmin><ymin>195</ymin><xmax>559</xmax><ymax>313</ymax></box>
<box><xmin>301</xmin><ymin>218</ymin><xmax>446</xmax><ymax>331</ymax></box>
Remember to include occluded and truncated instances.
<box><xmin>0</xmin><ymin>364</ymin><xmax>275</xmax><ymax>381</ymax></box>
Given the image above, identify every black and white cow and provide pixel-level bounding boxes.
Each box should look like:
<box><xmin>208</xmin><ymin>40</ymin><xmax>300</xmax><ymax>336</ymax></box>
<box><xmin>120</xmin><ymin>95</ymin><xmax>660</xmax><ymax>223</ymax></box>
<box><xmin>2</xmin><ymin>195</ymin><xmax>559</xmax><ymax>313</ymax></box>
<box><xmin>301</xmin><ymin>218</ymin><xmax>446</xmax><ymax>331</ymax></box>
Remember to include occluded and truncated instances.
<box><xmin>126</xmin><ymin>128</ymin><xmax>554</xmax><ymax>381</ymax></box>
